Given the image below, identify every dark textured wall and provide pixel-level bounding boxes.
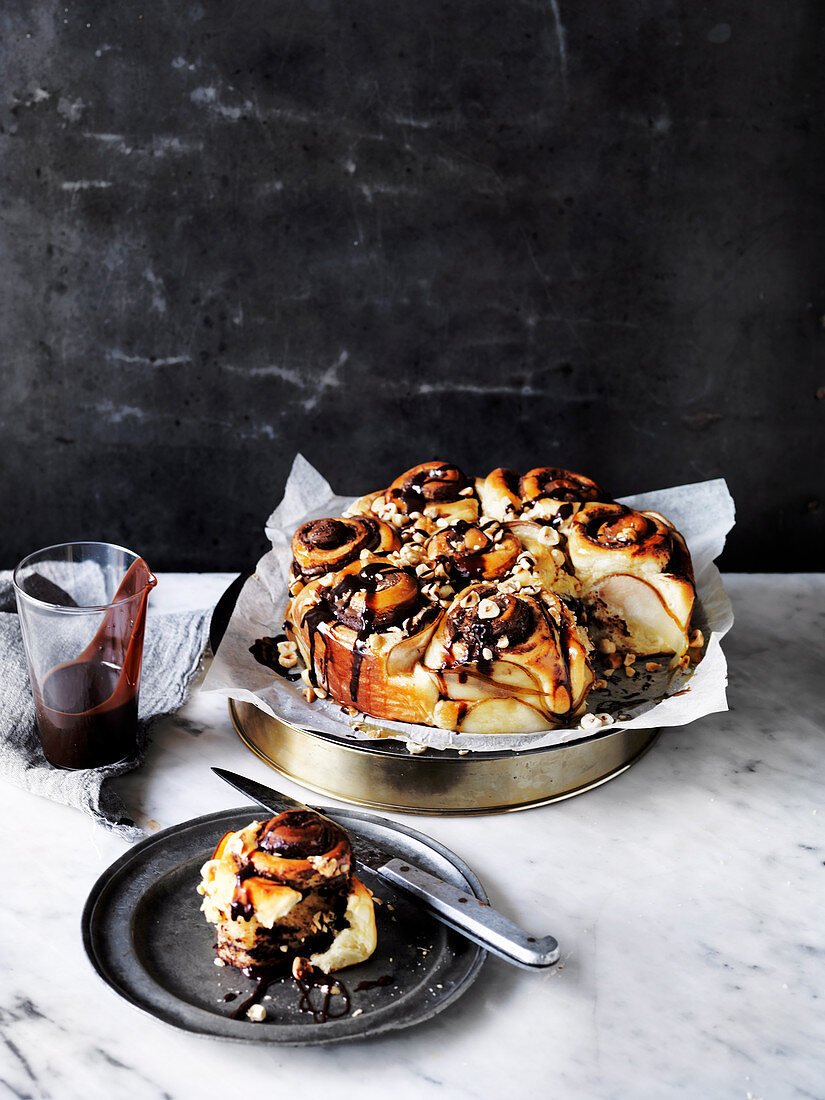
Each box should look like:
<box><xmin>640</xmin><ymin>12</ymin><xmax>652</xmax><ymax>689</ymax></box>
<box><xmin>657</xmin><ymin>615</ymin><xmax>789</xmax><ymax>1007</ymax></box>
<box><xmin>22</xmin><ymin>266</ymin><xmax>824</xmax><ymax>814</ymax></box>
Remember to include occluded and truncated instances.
<box><xmin>1</xmin><ymin>1</ymin><xmax>823</xmax><ymax>571</ymax></box>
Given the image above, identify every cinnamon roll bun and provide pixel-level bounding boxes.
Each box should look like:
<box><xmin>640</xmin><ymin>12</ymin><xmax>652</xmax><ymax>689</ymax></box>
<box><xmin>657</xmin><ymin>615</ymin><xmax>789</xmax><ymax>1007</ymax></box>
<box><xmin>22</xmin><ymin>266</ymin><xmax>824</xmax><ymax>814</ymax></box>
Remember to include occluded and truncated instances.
<box><xmin>387</xmin><ymin>460</ymin><xmax>471</xmax><ymax>513</ymax></box>
<box><xmin>349</xmin><ymin>461</ymin><xmax>480</xmax><ymax>531</ymax></box>
<box><xmin>422</xmin><ymin>582</ymin><xmax>594</xmax><ymax>733</ymax></box>
<box><xmin>565</xmin><ymin>502</ymin><xmax>695</xmax><ymax>655</ymax></box>
<box><xmin>289</xmin><ymin>516</ymin><xmax>399</xmax><ymax>595</ymax></box>
<box><xmin>474</xmin><ymin>467</ymin><xmax>522</xmax><ymax>521</ymax></box>
<box><xmin>198</xmin><ymin>810</ymin><xmax>377</xmax><ymax>973</ymax></box>
<box><xmin>475</xmin><ymin>465</ymin><xmax>607</xmax><ymax>524</ymax></box>
<box><xmin>423</xmin><ymin>520</ymin><xmax>521</xmax><ymax>588</ymax></box>
<box><xmin>285</xmin><ymin>557</ymin><xmax>444</xmax><ymax>722</ymax></box>
<box><xmin>518</xmin><ymin>466</ymin><xmax>607</xmax><ymax>524</ymax></box>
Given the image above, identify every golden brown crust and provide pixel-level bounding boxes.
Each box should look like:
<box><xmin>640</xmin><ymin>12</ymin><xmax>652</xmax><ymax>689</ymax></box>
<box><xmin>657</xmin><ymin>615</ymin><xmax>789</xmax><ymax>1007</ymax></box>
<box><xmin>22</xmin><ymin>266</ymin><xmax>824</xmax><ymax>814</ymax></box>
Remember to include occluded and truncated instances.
<box><xmin>386</xmin><ymin>461</ymin><xmax>472</xmax><ymax>513</ymax></box>
<box><xmin>218</xmin><ymin>812</ymin><xmax>352</xmax><ymax>903</ymax></box>
<box><xmin>286</xmin><ymin>559</ymin><xmax>442</xmax><ymax>724</ymax></box>
<box><xmin>565</xmin><ymin>503</ymin><xmax>685</xmax><ymax>572</ymax></box>
<box><xmin>476</xmin><ymin>465</ymin><xmax>609</xmax><ymax>523</ymax></box>
<box><xmin>356</xmin><ymin>461</ymin><xmax>482</xmax><ymax>530</ymax></box>
<box><xmin>474</xmin><ymin>468</ymin><xmax>522</xmax><ymax>520</ymax></box>
<box><xmin>424</xmin><ymin>520</ymin><xmax>521</xmax><ymax>584</ymax></box>
<box><xmin>519</xmin><ymin>466</ymin><xmax>606</xmax><ymax>508</ymax></box>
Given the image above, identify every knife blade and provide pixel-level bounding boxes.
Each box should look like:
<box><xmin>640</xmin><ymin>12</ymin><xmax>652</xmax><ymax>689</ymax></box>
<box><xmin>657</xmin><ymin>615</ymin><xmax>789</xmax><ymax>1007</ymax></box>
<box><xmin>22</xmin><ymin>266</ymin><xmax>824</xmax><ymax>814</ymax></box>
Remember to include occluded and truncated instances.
<box><xmin>212</xmin><ymin>767</ymin><xmax>560</xmax><ymax>970</ymax></box>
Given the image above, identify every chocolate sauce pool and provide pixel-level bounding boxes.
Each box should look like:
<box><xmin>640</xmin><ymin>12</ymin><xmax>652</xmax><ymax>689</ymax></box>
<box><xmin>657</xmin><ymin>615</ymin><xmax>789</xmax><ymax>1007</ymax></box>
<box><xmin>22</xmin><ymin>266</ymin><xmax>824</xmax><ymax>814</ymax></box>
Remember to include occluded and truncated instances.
<box><xmin>36</xmin><ymin>659</ymin><xmax>139</xmax><ymax>768</ymax></box>
<box><xmin>354</xmin><ymin>974</ymin><xmax>394</xmax><ymax>992</ymax></box>
<box><xmin>249</xmin><ymin>634</ymin><xmax>302</xmax><ymax>681</ymax></box>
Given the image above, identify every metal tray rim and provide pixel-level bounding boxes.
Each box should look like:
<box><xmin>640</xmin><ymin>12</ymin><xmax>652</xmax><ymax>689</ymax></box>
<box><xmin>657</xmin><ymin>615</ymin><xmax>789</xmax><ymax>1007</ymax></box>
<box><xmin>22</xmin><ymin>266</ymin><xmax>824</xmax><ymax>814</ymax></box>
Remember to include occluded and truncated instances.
<box><xmin>229</xmin><ymin>698</ymin><xmax>661</xmax><ymax>815</ymax></box>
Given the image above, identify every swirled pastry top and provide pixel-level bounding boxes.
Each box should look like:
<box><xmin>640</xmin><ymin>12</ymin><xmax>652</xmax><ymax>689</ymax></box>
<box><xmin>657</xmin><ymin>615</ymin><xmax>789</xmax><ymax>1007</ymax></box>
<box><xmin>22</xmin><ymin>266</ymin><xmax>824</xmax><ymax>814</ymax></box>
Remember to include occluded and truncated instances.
<box><xmin>198</xmin><ymin>810</ymin><xmax>377</xmax><ymax>974</ymax></box>
<box><xmin>290</xmin><ymin>516</ymin><xmax>399</xmax><ymax>593</ymax></box>
<box><xmin>282</xmin><ymin>460</ymin><xmax>697</xmax><ymax>734</ymax></box>
<box><xmin>422</xmin><ymin>582</ymin><xmax>594</xmax><ymax>734</ymax></box>
<box><xmin>566</xmin><ymin>503</ymin><xmax>694</xmax><ymax>581</ymax></box>
<box><xmin>476</xmin><ymin>466</ymin><xmax>606</xmax><ymax>524</ymax></box>
<box><xmin>202</xmin><ymin>810</ymin><xmax>352</xmax><ymax>926</ymax></box>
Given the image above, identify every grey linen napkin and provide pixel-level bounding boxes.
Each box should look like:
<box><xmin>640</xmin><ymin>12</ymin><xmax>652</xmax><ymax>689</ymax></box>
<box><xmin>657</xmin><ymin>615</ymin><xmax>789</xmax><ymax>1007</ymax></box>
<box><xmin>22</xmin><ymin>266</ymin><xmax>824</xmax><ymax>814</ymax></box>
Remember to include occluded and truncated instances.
<box><xmin>0</xmin><ymin>571</ymin><xmax>210</xmax><ymax>840</ymax></box>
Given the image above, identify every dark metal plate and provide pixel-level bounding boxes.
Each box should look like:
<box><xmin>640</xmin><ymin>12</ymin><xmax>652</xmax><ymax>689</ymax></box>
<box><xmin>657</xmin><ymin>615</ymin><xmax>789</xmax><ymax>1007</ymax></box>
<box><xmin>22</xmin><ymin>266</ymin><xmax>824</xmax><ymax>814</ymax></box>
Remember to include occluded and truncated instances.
<box><xmin>82</xmin><ymin>806</ymin><xmax>487</xmax><ymax>1044</ymax></box>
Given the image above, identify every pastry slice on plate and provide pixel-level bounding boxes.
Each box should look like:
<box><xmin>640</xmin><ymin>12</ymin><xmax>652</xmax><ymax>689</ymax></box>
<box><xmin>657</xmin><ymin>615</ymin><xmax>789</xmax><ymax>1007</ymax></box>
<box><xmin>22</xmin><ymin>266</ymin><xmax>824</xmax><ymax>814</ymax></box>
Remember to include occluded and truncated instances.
<box><xmin>198</xmin><ymin>810</ymin><xmax>377</xmax><ymax>974</ymax></box>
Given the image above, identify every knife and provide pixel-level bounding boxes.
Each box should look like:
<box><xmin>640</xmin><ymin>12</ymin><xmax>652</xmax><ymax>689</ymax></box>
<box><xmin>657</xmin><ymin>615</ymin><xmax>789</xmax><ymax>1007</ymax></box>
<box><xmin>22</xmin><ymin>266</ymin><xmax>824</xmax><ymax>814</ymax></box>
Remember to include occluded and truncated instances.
<box><xmin>212</xmin><ymin>767</ymin><xmax>560</xmax><ymax>970</ymax></box>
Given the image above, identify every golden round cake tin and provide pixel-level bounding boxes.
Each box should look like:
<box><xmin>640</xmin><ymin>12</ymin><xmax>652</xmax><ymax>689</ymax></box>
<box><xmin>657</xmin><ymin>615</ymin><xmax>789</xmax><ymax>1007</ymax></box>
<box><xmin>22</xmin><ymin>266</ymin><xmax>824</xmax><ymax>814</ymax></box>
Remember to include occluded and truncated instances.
<box><xmin>228</xmin><ymin>699</ymin><xmax>660</xmax><ymax>815</ymax></box>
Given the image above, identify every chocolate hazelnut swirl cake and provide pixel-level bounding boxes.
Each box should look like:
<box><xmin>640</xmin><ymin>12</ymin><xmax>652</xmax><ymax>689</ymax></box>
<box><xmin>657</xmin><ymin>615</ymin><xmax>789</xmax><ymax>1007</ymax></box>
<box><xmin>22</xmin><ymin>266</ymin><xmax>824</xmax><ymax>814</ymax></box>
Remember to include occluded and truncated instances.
<box><xmin>282</xmin><ymin>461</ymin><xmax>697</xmax><ymax>735</ymax></box>
<box><xmin>198</xmin><ymin>809</ymin><xmax>377</xmax><ymax>974</ymax></box>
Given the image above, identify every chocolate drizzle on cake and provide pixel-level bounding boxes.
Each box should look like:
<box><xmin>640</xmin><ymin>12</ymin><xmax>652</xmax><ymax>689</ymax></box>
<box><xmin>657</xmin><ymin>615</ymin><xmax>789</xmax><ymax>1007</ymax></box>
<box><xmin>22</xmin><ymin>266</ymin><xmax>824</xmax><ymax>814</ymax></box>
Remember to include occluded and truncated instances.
<box><xmin>295</xmin><ymin>970</ymin><xmax>352</xmax><ymax>1023</ymax></box>
<box><xmin>304</xmin><ymin>562</ymin><xmax>424</xmax><ymax>701</ymax></box>
<box><xmin>328</xmin><ymin>563</ymin><xmax>418</xmax><ymax>632</ymax></box>
<box><xmin>354</xmin><ymin>974</ymin><xmax>394</xmax><ymax>992</ymax></box>
<box><xmin>280</xmin><ymin>460</ymin><xmax>696</xmax><ymax>733</ymax></box>
<box><xmin>520</xmin><ymin>467</ymin><xmax>604</xmax><ymax>506</ymax></box>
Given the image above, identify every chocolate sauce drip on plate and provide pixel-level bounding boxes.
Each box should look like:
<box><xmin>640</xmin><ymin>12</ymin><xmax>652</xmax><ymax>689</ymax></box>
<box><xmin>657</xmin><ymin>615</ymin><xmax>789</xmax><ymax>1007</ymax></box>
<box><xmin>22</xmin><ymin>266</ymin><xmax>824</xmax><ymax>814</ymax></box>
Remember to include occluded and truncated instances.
<box><xmin>230</xmin><ymin>972</ymin><xmax>275</xmax><ymax>1020</ymax></box>
<box><xmin>295</xmin><ymin>974</ymin><xmax>351</xmax><ymax>1023</ymax></box>
<box><xmin>354</xmin><ymin>974</ymin><xmax>394</xmax><ymax>992</ymax></box>
<box><xmin>228</xmin><ymin>967</ymin><xmax>352</xmax><ymax>1024</ymax></box>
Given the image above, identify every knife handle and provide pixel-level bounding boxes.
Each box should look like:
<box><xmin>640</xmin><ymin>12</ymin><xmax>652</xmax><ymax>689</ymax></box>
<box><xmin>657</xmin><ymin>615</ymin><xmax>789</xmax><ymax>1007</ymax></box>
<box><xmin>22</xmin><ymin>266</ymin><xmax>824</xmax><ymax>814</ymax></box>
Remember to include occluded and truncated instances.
<box><xmin>377</xmin><ymin>858</ymin><xmax>559</xmax><ymax>970</ymax></box>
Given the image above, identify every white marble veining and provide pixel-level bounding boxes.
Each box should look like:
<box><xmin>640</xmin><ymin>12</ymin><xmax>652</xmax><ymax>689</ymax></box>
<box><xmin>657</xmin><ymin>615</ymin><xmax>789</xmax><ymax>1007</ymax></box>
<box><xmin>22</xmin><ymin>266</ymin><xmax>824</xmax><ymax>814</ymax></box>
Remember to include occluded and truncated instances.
<box><xmin>1</xmin><ymin>574</ymin><xmax>823</xmax><ymax>1100</ymax></box>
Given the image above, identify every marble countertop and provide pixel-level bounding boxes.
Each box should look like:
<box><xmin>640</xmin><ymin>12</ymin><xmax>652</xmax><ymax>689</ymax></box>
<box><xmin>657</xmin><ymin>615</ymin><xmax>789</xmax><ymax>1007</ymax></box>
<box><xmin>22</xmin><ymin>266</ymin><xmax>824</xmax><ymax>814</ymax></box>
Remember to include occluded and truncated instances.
<box><xmin>1</xmin><ymin>573</ymin><xmax>822</xmax><ymax>1100</ymax></box>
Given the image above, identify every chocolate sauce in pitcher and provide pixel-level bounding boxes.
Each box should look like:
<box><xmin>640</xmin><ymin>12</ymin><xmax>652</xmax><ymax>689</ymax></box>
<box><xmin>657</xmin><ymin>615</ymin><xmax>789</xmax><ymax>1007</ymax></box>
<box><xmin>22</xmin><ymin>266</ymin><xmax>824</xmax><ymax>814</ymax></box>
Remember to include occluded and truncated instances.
<box><xmin>37</xmin><ymin>660</ymin><xmax>140</xmax><ymax>769</ymax></box>
<box><xmin>33</xmin><ymin>558</ymin><xmax>156</xmax><ymax>769</ymax></box>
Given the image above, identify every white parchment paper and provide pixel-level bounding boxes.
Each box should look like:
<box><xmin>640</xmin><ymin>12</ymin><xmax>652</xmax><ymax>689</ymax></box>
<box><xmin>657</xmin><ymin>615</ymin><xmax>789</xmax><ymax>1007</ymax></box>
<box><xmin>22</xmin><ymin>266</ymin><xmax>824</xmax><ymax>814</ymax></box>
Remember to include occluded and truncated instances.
<box><xmin>202</xmin><ymin>455</ymin><xmax>735</xmax><ymax>753</ymax></box>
